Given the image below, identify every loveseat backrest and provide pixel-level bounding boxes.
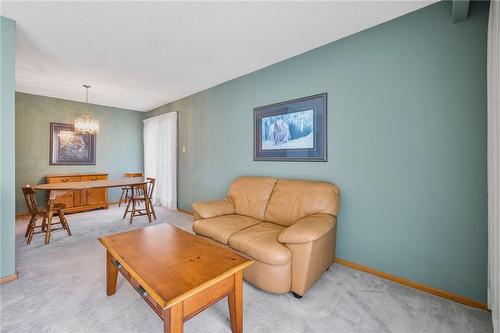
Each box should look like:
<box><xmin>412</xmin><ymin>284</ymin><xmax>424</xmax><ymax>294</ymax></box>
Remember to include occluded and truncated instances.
<box><xmin>264</xmin><ymin>179</ymin><xmax>340</xmax><ymax>226</ymax></box>
<box><xmin>228</xmin><ymin>176</ymin><xmax>277</xmax><ymax>220</ymax></box>
<box><xmin>228</xmin><ymin>176</ymin><xmax>339</xmax><ymax>226</ymax></box>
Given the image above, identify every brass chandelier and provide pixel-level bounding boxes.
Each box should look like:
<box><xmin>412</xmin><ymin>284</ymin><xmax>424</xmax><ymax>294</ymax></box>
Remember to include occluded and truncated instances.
<box><xmin>75</xmin><ymin>84</ymin><xmax>99</xmax><ymax>134</ymax></box>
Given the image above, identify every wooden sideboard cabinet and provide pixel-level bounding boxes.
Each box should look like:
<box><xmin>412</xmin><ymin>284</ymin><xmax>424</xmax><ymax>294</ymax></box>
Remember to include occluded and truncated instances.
<box><xmin>46</xmin><ymin>173</ymin><xmax>109</xmax><ymax>213</ymax></box>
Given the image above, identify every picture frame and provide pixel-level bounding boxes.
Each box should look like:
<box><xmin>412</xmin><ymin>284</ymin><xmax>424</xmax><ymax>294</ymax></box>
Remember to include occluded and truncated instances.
<box><xmin>49</xmin><ymin>122</ymin><xmax>96</xmax><ymax>165</ymax></box>
<box><xmin>253</xmin><ymin>93</ymin><xmax>327</xmax><ymax>161</ymax></box>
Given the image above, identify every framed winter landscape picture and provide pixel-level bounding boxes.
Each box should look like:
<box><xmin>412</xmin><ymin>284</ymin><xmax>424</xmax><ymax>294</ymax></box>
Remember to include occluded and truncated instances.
<box><xmin>50</xmin><ymin>122</ymin><xmax>96</xmax><ymax>165</ymax></box>
<box><xmin>253</xmin><ymin>93</ymin><xmax>327</xmax><ymax>161</ymax></box>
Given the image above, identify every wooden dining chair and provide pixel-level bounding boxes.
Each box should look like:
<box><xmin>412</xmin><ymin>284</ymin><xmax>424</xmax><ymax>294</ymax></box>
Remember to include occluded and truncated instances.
<box><xmin>22</xmin><ymin>185</ymin><xmax>71</xmax><ymax>245</ymax></box>
<box><xmin>118</xmin><ymin>172</ymin><xmax>143</xmax><ymax>207</ymax></box>
<box><xmin>123</xmin><ymin>177</ymin><xmax>156</xmax><ymax>224</ymax></box>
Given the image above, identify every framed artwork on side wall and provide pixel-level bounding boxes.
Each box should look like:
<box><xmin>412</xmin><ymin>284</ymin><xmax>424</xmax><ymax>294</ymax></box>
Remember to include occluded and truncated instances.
<box><xmin>254</xmin><ymin>93</ymin><xmax>327</xmax><ymax>161</ymax></box>
<box><xmin>50</xmin><ymin>122</ymin><xmax>96</xmax><ymax>165</ymax></box>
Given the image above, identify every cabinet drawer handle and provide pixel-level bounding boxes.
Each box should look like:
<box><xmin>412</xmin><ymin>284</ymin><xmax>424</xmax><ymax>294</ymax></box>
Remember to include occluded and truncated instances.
<box><xmin>91</xmin><ymin>177</ymin><xmax>97</xmax><ymax>180</ymax></box>
<box><xmin>61</xmin><ymin>179</ymin><xmax>69</xmax><ymax>182</ymax></box>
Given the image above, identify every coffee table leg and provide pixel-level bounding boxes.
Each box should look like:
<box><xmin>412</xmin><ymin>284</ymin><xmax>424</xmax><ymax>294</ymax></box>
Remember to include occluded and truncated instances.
<box><xmin>162</xmin><ymin>302</ymin><xmax>183</xmax><ymax>333</ymax></box>
<box><xmin>228</xmin><ymin>271</ymin><xmax>243</xmax><ymax>333</ymax></box>
<box><xmin>106</xmin><ymin>251</ymin><xmax>118</xmax><ymax>296</ymax></box>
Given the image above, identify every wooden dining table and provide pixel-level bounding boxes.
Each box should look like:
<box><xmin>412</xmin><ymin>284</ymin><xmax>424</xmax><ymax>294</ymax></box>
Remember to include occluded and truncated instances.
<box><xmin>33</xmin><ymin>178</ymin><xmax>153</xmax><ymax>239</ymax></box>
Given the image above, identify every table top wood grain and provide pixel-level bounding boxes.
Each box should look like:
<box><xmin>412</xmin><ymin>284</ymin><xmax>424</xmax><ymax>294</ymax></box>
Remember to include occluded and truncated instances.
<box><xmin>99</xmin><ymin>223</ymin><xmax>253</xmax><ymax>308</ymax></box>
<box><xmin>33</xmin><ymin>178</ymin><xmax>147</xmax><ymax>191</ymax></box>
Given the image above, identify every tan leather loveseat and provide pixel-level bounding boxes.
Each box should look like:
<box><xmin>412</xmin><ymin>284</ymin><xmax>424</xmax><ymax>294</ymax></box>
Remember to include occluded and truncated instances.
<box><xmin>192</xmin><ymin>176</ymin><xmax>340</xmax><ymax>297</ymax></box>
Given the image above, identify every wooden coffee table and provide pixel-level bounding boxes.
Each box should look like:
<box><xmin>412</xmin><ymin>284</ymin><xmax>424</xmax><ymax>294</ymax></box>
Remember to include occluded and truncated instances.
<box><xmin>99</xmin><ymin>224</ymin><xmax>253</xmax><ymax>333</ymax></box>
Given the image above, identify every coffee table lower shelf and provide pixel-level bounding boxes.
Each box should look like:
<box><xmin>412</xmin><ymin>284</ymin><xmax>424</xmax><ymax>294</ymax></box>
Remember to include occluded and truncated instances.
<box><xmin>105</xmin><ymin>251</ymin><xmax>244</xmax><ymax>333</ymax></box>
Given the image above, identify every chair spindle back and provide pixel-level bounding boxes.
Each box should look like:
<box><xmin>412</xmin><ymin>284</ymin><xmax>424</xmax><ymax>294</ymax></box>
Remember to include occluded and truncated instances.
<box><xmin>146</xmin><ymin>177</ymin><xmax>156</xmax><ymax>200</ymax></box>
<box><xmin>22</xmin><ymin>186</ymin><xmax>38</xmax><ymax>215</ymax></box>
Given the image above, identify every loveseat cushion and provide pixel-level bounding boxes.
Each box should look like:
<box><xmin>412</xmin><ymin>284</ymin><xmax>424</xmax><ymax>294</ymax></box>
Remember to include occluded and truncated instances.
<box><xmin>192</xmin><ymin>215</ymin><xmax>260</xmax><ymax>244</ymax></box>
<box><xmin>264</xmin><ymin>179</ymin><xmax>340</xmax><ymax>226</ymax></box>
<box><xmin>228</xmin><ymin>176</ymin><xmax>277</xmax><ymax>221</ymax></box>
<box><xmin>228</xmin><ymin>222</ymin><xmax>291</xmax><ymax>265</ymax></box>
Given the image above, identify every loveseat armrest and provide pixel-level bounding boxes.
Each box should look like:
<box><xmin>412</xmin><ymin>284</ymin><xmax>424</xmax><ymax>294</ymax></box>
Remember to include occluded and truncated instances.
<box><xmin>192</xmin><ymin>197</ymin><xmax>235</xmax><ymax>220</ymax></box>
<box><xmin>278</xmin><ymin>214</ymin><xmax>336</xmax><ymax>244</ymax></box>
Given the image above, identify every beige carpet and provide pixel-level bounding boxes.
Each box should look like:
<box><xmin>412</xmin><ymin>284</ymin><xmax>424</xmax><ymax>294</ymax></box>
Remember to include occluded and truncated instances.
<box><xmin>0</xmin><ymin>205</ymin><xmax>492</xmax><ymax>333</ymax></box>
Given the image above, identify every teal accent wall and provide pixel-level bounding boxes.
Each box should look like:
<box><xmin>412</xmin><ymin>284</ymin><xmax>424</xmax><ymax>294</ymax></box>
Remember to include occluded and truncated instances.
<box><xmin>1</xmin><ymin>16</ymin><xmax>16</xmax><ymax>278</ymax></box>
<box><xmin>146</xmin><ymin>2</ymin><xmax>489</xmax><ymax>302</ymax></box>
<box><xmin>15</xmin><ymin>93</ymin><xmax>144</xmax><ymax>212</ymax></box>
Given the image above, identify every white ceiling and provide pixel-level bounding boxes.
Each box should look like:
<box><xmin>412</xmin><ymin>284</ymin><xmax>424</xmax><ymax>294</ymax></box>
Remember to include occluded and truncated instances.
<box><xmin>1</xmin><ymin>1</ymin><xmax>435</xmax><ymax>112</ymax></box>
